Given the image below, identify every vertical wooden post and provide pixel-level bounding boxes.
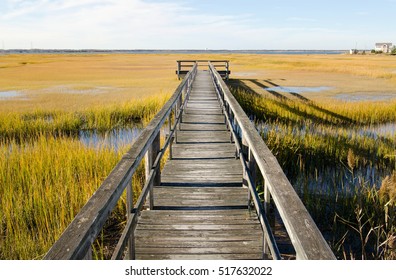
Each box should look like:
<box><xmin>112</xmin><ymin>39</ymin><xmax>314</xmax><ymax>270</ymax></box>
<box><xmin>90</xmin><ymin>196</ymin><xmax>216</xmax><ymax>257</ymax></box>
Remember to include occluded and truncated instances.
<box><xmin>178</xmin><ymin>92</ymin><xmax>183</xmax><ymax>130</ymax></box>
<box><xmin>229</xmin><ymin>110</ymin><xmax>234</xmax><ymax>143</ymax></box>
<box><xmin>177</xmin><ymin>61</ymin><xmax>181</xmax><ymax>80</ymax></box>
<box><xmin>263</xmin><ymin>180</ymin><xmax>271</xmax><ymax>257</ymax></box>
<box><xmin>146</xmin><ymin>132</ymin><xmax>160</xmax><ymax>210</ymax></box>
<box><xmin>225</xmin><ymin>61</ymin><xmax>229</xmax><ymax>80</ymax></box>
<box><xmin>263</xmin><ymin>180</ymin><xmax>270</xmax><ymax>214</ymax></box>
<box><xmin>126</xmin><ymin>182</ymin><xmax>134</xmax><ymax>259</ymax></box>
<box><xmin>248</xmin><ymin>148</ymin><xmax>257</xmax><ymax>209</ymax></box>
<box><xmin>242</xmin><ymin>135</ymin><xmax>250</xmax><ymax>207</ymax></box>
<box><xmin>83</xmin><ymin>247</ymin><xmax>92</xmax><ymax>260</ymax></box>
<box><xmin>168</xmin><ymin>115</ymin><xmax>173</xmax><ymax>160</ymax></box>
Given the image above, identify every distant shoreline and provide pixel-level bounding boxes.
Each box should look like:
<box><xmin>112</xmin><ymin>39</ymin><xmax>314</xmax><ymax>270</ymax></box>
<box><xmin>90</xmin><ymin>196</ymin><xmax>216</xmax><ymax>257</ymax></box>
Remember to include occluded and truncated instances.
<box><xmin>1</xmin><ymin>49</ymin><xmax>347</xmax><ymax>55</ymax></box>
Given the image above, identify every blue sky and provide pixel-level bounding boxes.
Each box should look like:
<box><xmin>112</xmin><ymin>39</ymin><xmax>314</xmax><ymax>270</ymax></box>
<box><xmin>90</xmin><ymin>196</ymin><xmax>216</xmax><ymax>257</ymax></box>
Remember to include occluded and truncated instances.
<box><xmin>0</xmin><ymin>0</ymin><xmax>395</xmax><ymax>49</ymax></box>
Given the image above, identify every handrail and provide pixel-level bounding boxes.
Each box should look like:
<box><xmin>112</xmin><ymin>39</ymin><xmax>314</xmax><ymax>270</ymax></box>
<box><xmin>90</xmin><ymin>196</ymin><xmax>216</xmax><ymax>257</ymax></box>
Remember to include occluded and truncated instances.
<box><xmin>111</xmin><ymin>65</ymin><xmax>197</xmax><ymax>259</ymax></box>
<box><xmin>177</xmin><ymin>60</ymin><xmax>230</xmax><ymax>80</ymax></box>
<box><xmin>210</xmin><ymin>72</ymin><xmax>281</xmax><ymax>260</ymax></box>
<box><xmin>44</xmin><ymin>63</ymin><xmax>198</xmax><ymax>260</ymax></box>
<box><xmin>208</xmin><ymin>63</ymin><xmax>336</xmax><ymax>260</ymax></box>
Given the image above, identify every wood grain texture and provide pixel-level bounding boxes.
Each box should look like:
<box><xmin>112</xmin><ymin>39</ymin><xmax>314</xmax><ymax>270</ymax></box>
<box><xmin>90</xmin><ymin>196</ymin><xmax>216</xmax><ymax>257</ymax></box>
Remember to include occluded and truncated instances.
<box><xmin>135</xmin><ymin>71</ymin><xmax>264</xmax><ymax>260</ymax></box>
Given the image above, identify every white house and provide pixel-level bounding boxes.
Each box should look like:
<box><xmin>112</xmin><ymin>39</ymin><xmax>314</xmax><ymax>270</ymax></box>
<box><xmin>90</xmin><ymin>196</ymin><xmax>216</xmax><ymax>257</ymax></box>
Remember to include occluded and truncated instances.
<box><xmin>375</xmin><ymin>43</ymin><xmax>393</xmax><ymax>53</ymax></box>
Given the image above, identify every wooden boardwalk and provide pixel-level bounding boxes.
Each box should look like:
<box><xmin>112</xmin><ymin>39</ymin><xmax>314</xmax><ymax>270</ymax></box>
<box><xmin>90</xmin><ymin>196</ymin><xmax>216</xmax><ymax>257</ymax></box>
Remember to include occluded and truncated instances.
<box><xmin>44</xmin><ymin>61</ymin><xmax>335</xmax><ymax>261</ymax></box>
<box><xmin>135</xmin><ymin>71</ymin><xmax>263</xmax><ymax>259</ymax></box>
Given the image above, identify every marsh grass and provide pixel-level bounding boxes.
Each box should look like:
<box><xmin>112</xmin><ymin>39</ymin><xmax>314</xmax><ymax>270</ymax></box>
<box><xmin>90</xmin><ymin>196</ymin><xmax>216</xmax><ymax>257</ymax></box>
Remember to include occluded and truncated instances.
<box><xmin>232</xmin><ymin>54</ymin><xmax>396</xmax><ymax>84</ymax></box>
<box><xmin>0</xmin><ymin>54</ymin><xmax>183</xmax><ymax>259</ymax></box>
<box><xmin>0</xmin><ymin>101</ymin><xmax>172</xmax><ymax>259</ymax></box>
<box><xmin>0</xmin><ymin>83</ymin><xmax>170</xmax><ymax>259</ymax></box>
<box><xmin>230</xmin><ymin>82</ymin><xmax>396</xmax><ymax>259</ymax></box>
<box><xmin>0</xmin><ymin>93</ymin><xmax>169</xmax><ymax>143</ymax></box>
<box><xmin>0</xmin><ymin>135</ymin><xmax>128</xmax><ymax>259</ymax></box>
<box><xmin>1</xmin><ymin>53</ymin><xmax>395</xmax><ymax>259</ymax></box>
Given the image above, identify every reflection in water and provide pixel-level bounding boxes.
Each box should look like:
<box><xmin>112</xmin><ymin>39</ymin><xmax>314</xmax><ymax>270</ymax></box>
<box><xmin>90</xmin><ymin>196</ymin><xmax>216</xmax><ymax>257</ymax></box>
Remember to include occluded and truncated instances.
<box><xmin>360</xmin><ymin>122</ymin><xmax>396</xmax><ymax>138</ymax></box>
<box><xmin>0</xmin><ymin>90</ymin><xmax>23</xmax><ymax>99</ymax></box>
<box><xmin>335</xmin><ymin>93</ymin><xmax>396</xmax><ymax>102</ymax></box>
<box><xmin>264</xmin><ymin>86</ymin><xmax>333</xmax><ymax>93</ymax></box>
<box><xmin>78</xmin><ymin>125</ymin><xmax>170</xmax><ymax>151</ymax></box>
<box><xmin>293</xmin><ymin>164</ymin><xmax>388</xmax><ymax>197</ymax></box>
<box><xmin>257</xmin><ymin>121</ymin><xmax>396</xmax><ymax>140</ymax></box>
<box><xmin>79</xmin><ymin>127</ymin><xmax>142</xmax><ymax>151</ymax></box>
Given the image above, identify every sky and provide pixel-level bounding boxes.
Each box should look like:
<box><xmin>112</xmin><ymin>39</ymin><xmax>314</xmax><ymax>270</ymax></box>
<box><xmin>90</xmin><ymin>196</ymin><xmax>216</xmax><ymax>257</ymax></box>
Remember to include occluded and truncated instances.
<box><xmin>0</xmin><ymin>0</ymin><xmax>395</xmax><ymax>50</ymax></box>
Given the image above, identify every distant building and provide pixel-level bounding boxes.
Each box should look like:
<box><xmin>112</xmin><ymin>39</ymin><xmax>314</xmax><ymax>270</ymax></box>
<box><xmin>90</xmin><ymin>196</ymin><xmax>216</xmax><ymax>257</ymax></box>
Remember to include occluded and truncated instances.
<box><xmin>375</xmin><ymin>43</ymin><xmax>393</xmax><ymax>53</ymax></box>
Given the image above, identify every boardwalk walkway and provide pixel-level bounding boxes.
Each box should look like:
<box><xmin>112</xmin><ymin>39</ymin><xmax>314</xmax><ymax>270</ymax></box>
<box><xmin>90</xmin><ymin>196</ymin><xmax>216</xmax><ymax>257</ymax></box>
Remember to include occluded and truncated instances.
<box><xmin>135</xmin><ymin>71</ymin><xmax>263</xmax><ymax>259</ymax></box>
<box><xmin>44</xmin><ymin>61</ymin><xmax>335</xmax><ymax>261</ymax></box>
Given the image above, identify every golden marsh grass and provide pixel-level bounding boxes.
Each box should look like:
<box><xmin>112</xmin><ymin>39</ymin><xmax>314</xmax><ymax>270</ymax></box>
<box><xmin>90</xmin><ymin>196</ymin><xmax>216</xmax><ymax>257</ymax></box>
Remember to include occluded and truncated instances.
<box><xmin>229</xmin><ymin>74</ymin><xmax>396</xmax><ymax>259</ymax></box>
<box><xmin>1</xmin><ymin>53</ymin><xmax>396</xmax><ymax>259</ymax></box>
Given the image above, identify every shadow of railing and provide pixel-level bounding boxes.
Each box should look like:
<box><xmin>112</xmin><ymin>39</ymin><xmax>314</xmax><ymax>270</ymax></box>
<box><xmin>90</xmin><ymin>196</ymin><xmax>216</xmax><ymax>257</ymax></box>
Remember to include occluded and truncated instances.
<box><xmin>229</xmin><ymin>78</ymin><xmax>357</xmax><ymax>126</ymax></box>
<box><xmin>226</xmin><ymin>78</ymin><xmax>395</xmax><ymax>171</ymax></box>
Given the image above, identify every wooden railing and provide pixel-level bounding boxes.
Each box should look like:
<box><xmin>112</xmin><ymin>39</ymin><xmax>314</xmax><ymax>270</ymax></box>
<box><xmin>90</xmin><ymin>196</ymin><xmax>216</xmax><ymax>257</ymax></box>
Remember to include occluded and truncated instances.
<box><xmin>177</xmin><ymin>60</ymin><xmax>230</xmax><ymax>80</ymax></box>
<box><xmin>208</xmin><ymin>63</ymin><xmax>336</xmax><ymax>260</ymax></box>
<box><xmin>44</xmin><ymin>63</ymin><xmax>198</xmax><ymax>260</ymax></box>
<box><xmin>45</xmin><ymin>61</ymin><xmax>335</xmax><ymax>260</ymax></box>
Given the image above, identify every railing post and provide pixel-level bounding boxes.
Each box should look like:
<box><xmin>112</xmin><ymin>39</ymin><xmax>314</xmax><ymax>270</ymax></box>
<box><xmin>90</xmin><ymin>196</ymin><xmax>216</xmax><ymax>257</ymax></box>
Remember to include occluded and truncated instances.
<box><xmin>83</xmin><ymin>247</ymin><xmax>92</xmax><ymax>260</ymax></box>
<box><xmin>263</xmin><ymin>180</ymin><xmax>270</xmax><ymax>213</ymax></box>
<box><xmin>241</xmin><ymin>135</ymin><xmax>250</xmax><ymax>205</ymax></box>
<box><xmin>178</xmin><ymin>89</ymin><xmax>183</xmax><ymax>130</ymax></box>
<box><xmin>262</xmin><ymin>179</ymin><xmax>272</xmax><ymax>257</ymax></box>
<box><xmin>174</xmin><ymin>108</ymin><xmax>178</xmax><ymax>144</ymax></box>
<box><xmin>225</xmin><ymin>61</ymin><xmax>229</xmax><ymax>80</ymax></box>
<box><xmin>146</xmin><ymin>132</ymin><xmax>161</xmax><ymax>210</ymax></box>
<box><xmin>224</xmin><ymin>103</ymin><xmax>228</xmax><ymax>125</ymax></box>
<box><xmin>168</xmin><ymin>115</ymin><xmax>173</xmax><ymax>159</ymax></box>
<box><xmin>248</xmin><ymin>148</ymin><xmax>257</xmax><ymax>209</ymax></box>
<box><xmin>126</xmin><ymin>180</ymin><xmax>135</xmax><ymax>259</ymax></box>
<box><xmin>177</xmin><ymin>61</ymin><xmax>181</xmax><ymax>80</ymax></box>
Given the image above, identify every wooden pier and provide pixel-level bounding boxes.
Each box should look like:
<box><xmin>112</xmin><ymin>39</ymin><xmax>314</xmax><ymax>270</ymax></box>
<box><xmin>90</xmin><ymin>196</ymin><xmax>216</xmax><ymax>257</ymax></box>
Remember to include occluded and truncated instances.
<box><xmin>44</xmin><ymin>61</ymin><xmax>335</xmax><ymax>260</ymax></box>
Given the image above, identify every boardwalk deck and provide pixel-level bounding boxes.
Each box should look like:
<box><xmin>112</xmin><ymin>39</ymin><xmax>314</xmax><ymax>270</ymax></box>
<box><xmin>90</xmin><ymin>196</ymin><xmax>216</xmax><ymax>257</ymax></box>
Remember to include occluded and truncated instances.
<box><xmin>44</xmin><ymin>61</ymin><xmax>335</xmax><ymax>261</ymax></box>
<box><xmin>135</xmin><ymin>71</ymin><xmax>264</xmax><ymax>259</ymax></box>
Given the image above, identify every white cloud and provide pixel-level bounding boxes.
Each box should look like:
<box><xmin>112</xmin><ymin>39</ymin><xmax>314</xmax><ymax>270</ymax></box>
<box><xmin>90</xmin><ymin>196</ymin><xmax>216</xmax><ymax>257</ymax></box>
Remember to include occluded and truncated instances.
<box><xmin>0</xmin><ymin>0</ymin><xmax>257</xmax><ymax>49</ymax></box>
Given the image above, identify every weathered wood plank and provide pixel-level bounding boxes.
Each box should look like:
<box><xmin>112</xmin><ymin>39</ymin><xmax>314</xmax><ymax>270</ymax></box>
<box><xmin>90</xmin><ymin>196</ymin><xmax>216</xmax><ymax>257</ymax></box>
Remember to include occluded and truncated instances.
<box><xmin>136</xmin><ymin>247</ymin><xmax>262</xmax><ymax>255</ymax></box>
<box><xmin>136</xmin><ymin>254</ymin><xmax>263</xmax><ymax>260</ymax></box>
<box><xmin>176</xmin><ymin>131</ymin><xmax>231</xmax><ymax>143</ymax></box>
<box><xmin>179</xmin><ymin>123</ymin><xmax>227</xmax><ymax>131</ymax></box>
<box><xmin>138</xmin><ymin>209</ymin><xmax>256</xmax><ymax>216</ymax></box>
<box><xmin>134</xmin><ymin>70</ymin><xmax>264</xmax><ymax>260</ymax></box>
<box><xmin>136</xmin><ymin>230</ymin><xmax>261</xmax><ymax>238</ymax></box>
<box><xmin>136</xmin><ymin>234</ymin><xmax>262</xmax><ymax>241</ymax></box>
<box><xmin>135</xmin><ymin>241</ymin><xmax>261</xmax><ymax>248</ymax></box>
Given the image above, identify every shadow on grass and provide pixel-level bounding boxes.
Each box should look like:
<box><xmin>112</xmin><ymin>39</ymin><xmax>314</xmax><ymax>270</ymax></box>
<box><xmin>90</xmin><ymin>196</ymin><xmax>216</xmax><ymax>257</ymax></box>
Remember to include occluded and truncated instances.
<box><xmin>228</xmin><ymin>78</ymin><xmax>357</xmax><ymax>126</ymax></box>
<box><xmin>226</xmin><ymin>78</ymin><xmax>394</xmax><ymax>168</ymax></box>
